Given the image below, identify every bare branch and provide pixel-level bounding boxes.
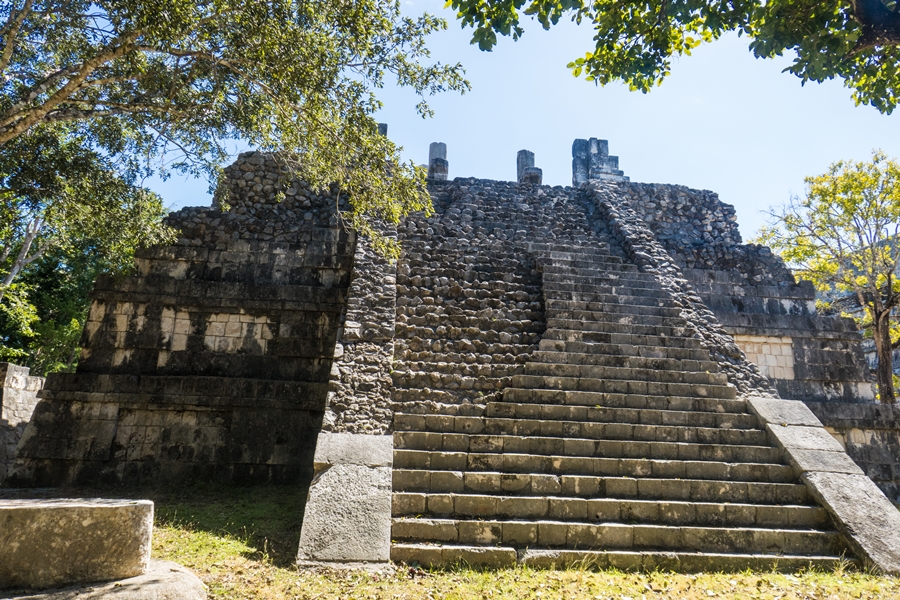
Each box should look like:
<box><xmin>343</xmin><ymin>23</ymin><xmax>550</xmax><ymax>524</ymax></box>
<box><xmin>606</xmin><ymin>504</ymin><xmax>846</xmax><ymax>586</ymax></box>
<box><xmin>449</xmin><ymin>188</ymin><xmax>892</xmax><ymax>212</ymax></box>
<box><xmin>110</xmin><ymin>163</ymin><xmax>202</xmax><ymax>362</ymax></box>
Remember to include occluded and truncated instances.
<box><xmin>0</xmin><ymin>0</ymin><xmax>33</xmax><ymax>75</ymax></box>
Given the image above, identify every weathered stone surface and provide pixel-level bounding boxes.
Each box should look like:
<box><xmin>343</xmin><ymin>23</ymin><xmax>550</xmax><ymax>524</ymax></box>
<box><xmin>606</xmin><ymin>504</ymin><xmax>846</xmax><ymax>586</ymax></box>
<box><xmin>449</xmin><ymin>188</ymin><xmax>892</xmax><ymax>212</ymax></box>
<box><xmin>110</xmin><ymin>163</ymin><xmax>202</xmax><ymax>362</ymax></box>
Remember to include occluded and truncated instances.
<box><xmin>787</xmin><ymin>449</ymin><xmax>864</xmax><ymax>475</ymax></box>
<box><xmin>0</xmin><ymin>363</ymin><xmax>43</xmax><ymax>483</ymax></box>
<box><xmin>767</xmin><ymin>424</ymin><xmax>846</xmax><ymax>453</ymax></box>
<box><xmin>297</xmin><ymin>433</ymin><xmax>393</xmax><ymax>566</ymax></box>
<box><xmin>6</xmin><ymin>560</ymin><xmax>205</xmax><ymax>599</ymax></box>
<box><xmin>747</xmin><ymin>397</ymin><xmax>822</xmax><ymax>427</ymax></box>
<box><xmin>803</xmin><ymin>471</ymin><xmax>900</xmax><ymax>574</ymax></box>
<box><xmin>311</xmin><ymin>432</ymin><xmax>392</xmax><ymax>467</ymax></box>
<box><xmin>0</xmin><ymin>499</ymin><xmax>152</xmax><ymax>590</ymax></box>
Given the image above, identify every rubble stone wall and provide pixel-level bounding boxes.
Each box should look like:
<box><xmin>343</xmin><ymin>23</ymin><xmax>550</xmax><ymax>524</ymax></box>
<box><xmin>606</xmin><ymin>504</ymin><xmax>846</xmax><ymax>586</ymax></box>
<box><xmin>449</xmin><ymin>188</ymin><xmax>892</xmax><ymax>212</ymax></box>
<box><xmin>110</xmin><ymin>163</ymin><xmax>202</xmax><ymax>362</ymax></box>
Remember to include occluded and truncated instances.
<box><xmin>617</xmin><ymin>181</ymin><xmax>872</xmax><ymax>402</ymax></box>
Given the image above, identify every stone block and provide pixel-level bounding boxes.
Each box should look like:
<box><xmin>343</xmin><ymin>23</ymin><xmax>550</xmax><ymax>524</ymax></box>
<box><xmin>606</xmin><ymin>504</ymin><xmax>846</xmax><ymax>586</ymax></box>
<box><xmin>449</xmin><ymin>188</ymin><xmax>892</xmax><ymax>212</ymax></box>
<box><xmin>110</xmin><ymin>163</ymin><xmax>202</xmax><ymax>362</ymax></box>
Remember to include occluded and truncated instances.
<box><xmin>7</xmin><ymin>559</ymin><xmax>206</xmax><ymax>599</ymax></box>
<box><xmin>766</xmin><ymin>424</ymin><xmax>846</xmax><ymax>453</ymax></box>
<box><xmin>802</xmin><ymin>471</ymin><xmax>900</xmax><ymax>574</ymax></box>
<box><xmin>787</xmin><ymin>448</ymin><xmax>864</xmax><ymax>475</ymax></box>
<box><xmin>747</xmin><ymin>397</ymin><xmax>822</xmax><ymax>427</ymax></box>
<box><xmin>297</xmin><ymin>433</ymin><xmax>393</xmax><ymax>567</ymax></box>
<box><xmin>0</xmin><ymin>499</ymin><xmax>152</xmax><ymax>590</ymax></box>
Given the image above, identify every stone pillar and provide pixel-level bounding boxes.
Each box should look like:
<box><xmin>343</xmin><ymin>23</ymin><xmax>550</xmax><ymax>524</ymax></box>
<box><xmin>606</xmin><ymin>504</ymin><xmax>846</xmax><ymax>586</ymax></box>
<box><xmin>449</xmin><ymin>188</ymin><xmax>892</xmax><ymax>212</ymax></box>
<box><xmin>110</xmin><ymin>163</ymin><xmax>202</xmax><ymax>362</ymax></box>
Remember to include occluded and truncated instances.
<box><xmin>428</xmin><ymin>142</ymin><xmax>448</xmax><ymax>181</ymax></box>
<box><xmin>572</xmin><ymin>139</ymin><xmax>589</xmax><ymax>186</ymax></box>
<box><xmin>297</xmin><ymin>432</ymin><xmax>393</xmax><ymax>568</ymax></box>
<box><xmin>0</xmin><ymin>363</ymin><xmax>42</xmax><ymax>483</ymax></box>
<box><xmin>517</xmin><ymin>150</ymin><xmax>534</xmax><ymax>182</ymax></box>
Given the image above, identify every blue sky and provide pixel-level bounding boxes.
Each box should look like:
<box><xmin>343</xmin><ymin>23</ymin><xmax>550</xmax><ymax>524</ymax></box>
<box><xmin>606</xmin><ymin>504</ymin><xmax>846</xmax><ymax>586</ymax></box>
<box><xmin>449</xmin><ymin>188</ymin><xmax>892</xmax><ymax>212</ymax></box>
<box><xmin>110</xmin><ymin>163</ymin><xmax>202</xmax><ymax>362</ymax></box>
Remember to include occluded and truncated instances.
<box><xmin>148</xmin><ymin>2</ymin><xmax>900</xmax><ymax>239</ymax></box>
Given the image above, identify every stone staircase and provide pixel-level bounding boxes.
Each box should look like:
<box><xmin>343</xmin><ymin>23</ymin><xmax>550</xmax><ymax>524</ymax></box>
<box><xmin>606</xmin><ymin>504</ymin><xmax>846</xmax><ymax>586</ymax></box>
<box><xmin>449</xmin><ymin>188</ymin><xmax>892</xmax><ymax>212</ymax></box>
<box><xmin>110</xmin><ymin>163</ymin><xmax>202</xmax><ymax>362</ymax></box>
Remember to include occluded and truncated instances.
<box><xmin>390</xmin><ymin>243</ymin><xmax>850</xmax><ymax>570</ymax></box>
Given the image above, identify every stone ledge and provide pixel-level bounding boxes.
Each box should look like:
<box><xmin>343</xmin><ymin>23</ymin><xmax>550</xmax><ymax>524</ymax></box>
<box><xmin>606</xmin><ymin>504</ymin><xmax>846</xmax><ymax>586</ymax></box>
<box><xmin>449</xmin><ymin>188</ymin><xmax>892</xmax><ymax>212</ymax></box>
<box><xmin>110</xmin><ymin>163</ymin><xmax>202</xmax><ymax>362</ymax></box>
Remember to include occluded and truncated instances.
<box><xmin>296</xmin><ymin>433</ymin><xmax>393</xmax><ymax>566</ymax></box>
<box><xmin>4</xmin><ymin>559</ymin><xmax>206</xmax><ymax>599</ymax></box>
<box><xmin>0</xmin><ymin>499</ymin><xmax>153</xmax><ymax>590</ymax></box>
<box><xmin>747</xmin><ymin>396</ymin><xmax>900</xmax><ymax>574</ymax></box>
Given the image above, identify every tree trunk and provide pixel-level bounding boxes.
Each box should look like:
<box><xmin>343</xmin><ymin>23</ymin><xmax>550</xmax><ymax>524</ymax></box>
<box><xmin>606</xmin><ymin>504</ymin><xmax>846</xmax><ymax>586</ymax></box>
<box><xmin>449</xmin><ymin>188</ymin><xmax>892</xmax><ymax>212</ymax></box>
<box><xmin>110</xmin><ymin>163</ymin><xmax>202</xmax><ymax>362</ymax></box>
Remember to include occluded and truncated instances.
<box><xmin>873</xmin><ymin>311</ymin><xmax>896</xmax><ymax>404</ymax></box>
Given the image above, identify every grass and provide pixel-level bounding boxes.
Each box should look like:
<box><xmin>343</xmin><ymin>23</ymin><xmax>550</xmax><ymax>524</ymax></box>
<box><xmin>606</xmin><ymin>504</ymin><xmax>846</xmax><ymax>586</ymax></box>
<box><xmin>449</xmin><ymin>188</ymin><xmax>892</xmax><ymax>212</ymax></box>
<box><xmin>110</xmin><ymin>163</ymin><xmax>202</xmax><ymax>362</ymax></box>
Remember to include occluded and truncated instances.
<box><xmin>8</xmin><ymin>484</ymin><xmax>900</xmax><ymax>599</ymax></box>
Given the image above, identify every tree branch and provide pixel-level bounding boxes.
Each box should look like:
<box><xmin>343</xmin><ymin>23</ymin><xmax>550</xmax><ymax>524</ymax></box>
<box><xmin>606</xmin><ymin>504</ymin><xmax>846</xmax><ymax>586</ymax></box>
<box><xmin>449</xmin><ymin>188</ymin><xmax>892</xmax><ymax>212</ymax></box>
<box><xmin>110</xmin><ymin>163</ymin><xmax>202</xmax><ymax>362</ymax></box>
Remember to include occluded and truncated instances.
<box><xmin>0</xmin><ymin>0</ymin><xmax>33</xmax><ymax>75</ymax></box>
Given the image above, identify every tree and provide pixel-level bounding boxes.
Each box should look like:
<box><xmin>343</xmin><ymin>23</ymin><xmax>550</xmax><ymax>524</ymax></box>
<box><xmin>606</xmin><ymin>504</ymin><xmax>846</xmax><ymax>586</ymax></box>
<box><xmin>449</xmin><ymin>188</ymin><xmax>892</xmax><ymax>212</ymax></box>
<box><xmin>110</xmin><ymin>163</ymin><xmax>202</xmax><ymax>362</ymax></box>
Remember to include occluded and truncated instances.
<box><xmin>0</xmin><ymin>0</ymin><xmax>469</xmax><ymax>253</ymax></box>
<box><xmin>758</xmin><ymin>151</ymin><xmax>900</xmax><ymax>403</ymax></box>
<box><xmin>448</xmin><ymin>0</ymin><xmax>900</xmax><ymax>113</ymax></box>
<box><xmin>0</xmin><ymin>124</ymin><xmax>174</xmax><ymax>301</ymax></box>
<box><xmin>0</xmin><ymin>123</ymin><xmax>174</xmax><ymax>372</ymax></box>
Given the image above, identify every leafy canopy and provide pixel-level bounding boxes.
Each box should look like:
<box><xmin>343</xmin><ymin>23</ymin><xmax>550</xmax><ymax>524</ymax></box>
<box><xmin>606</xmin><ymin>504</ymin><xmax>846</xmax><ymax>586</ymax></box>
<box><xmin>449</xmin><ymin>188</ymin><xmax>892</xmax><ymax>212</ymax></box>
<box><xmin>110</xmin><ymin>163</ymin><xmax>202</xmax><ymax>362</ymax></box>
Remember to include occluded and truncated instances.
<box><xmin>447</xmin><ymin>0</ymin><xmax>900</xmax><ymax>113</ymax></box>
<box><xmin>757</xmin><ymin>151</ymin><xmax>900</xmax><ymax>401</ymax></box>
<box><xmin>0</xmin><ymin>0</ymin><xmax>470</xmax><ymax>252</ymax></box>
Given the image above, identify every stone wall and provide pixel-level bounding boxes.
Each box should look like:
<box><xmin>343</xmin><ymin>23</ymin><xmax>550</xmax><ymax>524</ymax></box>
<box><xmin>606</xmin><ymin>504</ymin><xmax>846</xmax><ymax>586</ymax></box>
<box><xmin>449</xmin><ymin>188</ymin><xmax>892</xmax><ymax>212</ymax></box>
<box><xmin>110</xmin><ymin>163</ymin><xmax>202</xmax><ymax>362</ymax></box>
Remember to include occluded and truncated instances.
<box><xmin>0</xmin><ymin>363</ymin><xmax>42</xmax><ymax>482</ymax></box>
<box><xmin>807</xmin><ymin>402</ymin><xmax>900</xmax><ymax>503</ymax></box>
<box><xmin>616</xmin><ymin>180</ymin><xmax>873</xmax><ymax>403</ymax></box>
<box><xmin>7</xmin><ymin>153</ymin><xmax>361</xmax><ymax>486</ymax></box>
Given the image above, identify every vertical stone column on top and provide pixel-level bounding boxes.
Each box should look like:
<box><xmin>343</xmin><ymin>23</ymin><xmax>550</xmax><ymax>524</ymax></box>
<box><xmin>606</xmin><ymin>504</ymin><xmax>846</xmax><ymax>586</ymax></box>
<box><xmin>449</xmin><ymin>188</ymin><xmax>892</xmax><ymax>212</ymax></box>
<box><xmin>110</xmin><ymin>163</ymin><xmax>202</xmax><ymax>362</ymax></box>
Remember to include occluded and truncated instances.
<box><xmin>428</xmin><ymin>142</ymin><xmax>448</xmax><ymax>181</ymax></box>
<box><xmin>297</xmin><ymin>231</ymin><xmax>397</xmax><ymax>568</ymax></box>
<box><xmin>517</xmin><ymin>150</ymin><xmax>543</xmax><ymax>185</ymax></box>
<box><xmin>0</xmin><ymin>363</ymin><xmax>43</xmax><ymax>483</ymax></box>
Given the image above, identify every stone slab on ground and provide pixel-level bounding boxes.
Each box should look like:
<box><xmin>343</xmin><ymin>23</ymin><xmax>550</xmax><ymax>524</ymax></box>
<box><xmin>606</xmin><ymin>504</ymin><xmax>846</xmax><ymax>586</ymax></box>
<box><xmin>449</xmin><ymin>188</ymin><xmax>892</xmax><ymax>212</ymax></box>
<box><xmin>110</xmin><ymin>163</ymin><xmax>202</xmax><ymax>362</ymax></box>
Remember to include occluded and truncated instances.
<box><xmin>297</xmin><ymin>433</ymin><xmax>393</xmax><ymax>568</ymax></box>
<box><xmin>748</xmin><ymin>396</ymin><xmax>900</xmax><ymax>574</ymax></box>
<box><xmin>2</xmin><ymin>559</ymin><xmax>206</xmax><ymax>599</ymax></box>
<box><xmin>0</xmin><ymin>499</ymin><xmax>152</xmax><ymax>590</ymax></box>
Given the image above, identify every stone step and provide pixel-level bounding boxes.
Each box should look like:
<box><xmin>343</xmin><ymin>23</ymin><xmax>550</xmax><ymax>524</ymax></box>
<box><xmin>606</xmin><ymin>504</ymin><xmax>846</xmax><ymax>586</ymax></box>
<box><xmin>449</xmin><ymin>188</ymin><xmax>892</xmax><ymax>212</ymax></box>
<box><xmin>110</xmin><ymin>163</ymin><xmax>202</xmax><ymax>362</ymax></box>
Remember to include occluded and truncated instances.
<box><xmin>484</xmin><ymin>402</ymin><xmax>758</xmax><ymax>429</ymax></box>
<box><xmin>544</xmin><ymin>273</ymin><xmax>662</xmax><ymax>286</ymax></box>
<box><xmin>394</xmin><ymin>432</ymin><xmax>779</xmax><ymax>463</ymax></box>
<box><xmin>544</xmin><ymin>321</ymin><xmax>693</xmax><ymax>338</ymax></box>
<box><xmin>397</xmin><ymin>362</ymin><xmax>525</xmax><ymax>377</ymax></box>
<box><xmin>391</xmin><ymin>518</ymin><xmax>846</xmax><ymax>556</ymax></box>
<box><xmin>392</xmin><ymin>400</ymin><xmax>487</xmax><ymax>417</ymax></box>
<box><xmin>391</xmin><ymin>451</ymin><xmax>793</xmax><ymax>483</ymax></box>
<box><xmin>544</xmin><ymin>288</ymin><xmax>672</xmax><ymax>304</ymax></box>
<box><xmin>391</xmin><ymin>370</ymin><xmax>513</xmax><ymax>391</ymax></box>
<box><xmin>398</xmin><ymin>351</ymin><xmax>529</xmax><ymax>366</ymax></box>
<box><xmin>537</xmin><ymin>339</ymin><xmax>709</xmax><ymax>360</ymax></box>
<box><xmin>548</xmin><ymin>306</ymin><xmax>684</xmax><ymax>321</ymax></box>
<box><xmin>391</xmin><ymin>544</ymin><xmax>850</xmax><ymax>572</ymax></box>
<box><xmin>391</xmin><ymin>494</ymin><xmax>830</xmax><ymax>529</ymax></box>
<box><xmin>531</xmin><ymin>351</ymin><xmax>719</xmax><ymax>373</ymax></box>
<box><xmin>542</xmin><ymin>276</ymin><xmax>661</xmax><ymax>291</ymax></box>
<box><xmin>391</xmin><ymin>471</ymin><xmax>811</xmax><ymax>504</ymax></box>
<box><xmin>546</xmin><ymin>297</ymin><xmax>674</xmax><ymax>312</ymax></box>
<box><xmin>501</xmin><ymin>388</ymin><xmax>748</xmax><ymax>413</ymax></box>
<box><xmin>393</xmin><ymin>414</ymin><xmax>764</xmax><ymax>445</ymax></box>
<box><xmin>510</xmin><ymin>374</ymin><xmax>738</xmax><ymax>400</ymax></box>
<box><xmin>523</xmin><ymin>362</ymin><xmax>729</xmax><ymax>386</ymax></box>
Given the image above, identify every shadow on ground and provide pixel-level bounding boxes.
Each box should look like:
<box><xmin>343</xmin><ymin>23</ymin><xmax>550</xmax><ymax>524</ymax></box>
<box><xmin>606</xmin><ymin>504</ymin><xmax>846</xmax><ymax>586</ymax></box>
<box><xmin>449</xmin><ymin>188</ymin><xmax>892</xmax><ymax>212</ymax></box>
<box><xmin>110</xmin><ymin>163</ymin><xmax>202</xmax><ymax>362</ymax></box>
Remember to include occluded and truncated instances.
<box><xmin>0</xmin><ymin>482</ymin><xmax>310</xmax><ymax>569</ymax></box>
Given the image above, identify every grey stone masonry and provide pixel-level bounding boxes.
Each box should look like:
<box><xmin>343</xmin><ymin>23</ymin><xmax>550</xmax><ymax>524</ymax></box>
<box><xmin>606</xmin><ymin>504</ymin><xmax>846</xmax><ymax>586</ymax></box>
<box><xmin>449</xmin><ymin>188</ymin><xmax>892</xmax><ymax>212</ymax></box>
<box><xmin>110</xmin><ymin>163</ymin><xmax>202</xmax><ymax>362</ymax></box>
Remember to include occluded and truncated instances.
<box><xmin>806</xmin><ymin>402</ymin><xmax>900</xmax><ymax>502</ymax></box>
<box><xmin>0</xmin><ymin>363</ymin><xmax>42</xmax><ymax>483</ymax></box>
<box><xmin>428</xmin><ymin>143</ymin><xmax>448</xmax><ymax>181</ymax></box>
<box><xmin>748</xmin><ymin>397</ymin><xmax>900</xmax><ymax>574</ymax></box>
<box><xmin>7</xmin><ymin>152</ymin><xmax>360</xmax><ymax>486</ymax></box>
<box><xmin>297</xmin><ymin>432</ymin><xmax>393</xmax><ymax>568</ymax></box>
<box><xmin>516</xmin><ymin>150</ymin><xmax>543</xmax><ymax>185</ymax></box>
<box><xmin>572</xmin><ymin>138</ymin><xmax>628</xmax><ymax>185</ymax></box>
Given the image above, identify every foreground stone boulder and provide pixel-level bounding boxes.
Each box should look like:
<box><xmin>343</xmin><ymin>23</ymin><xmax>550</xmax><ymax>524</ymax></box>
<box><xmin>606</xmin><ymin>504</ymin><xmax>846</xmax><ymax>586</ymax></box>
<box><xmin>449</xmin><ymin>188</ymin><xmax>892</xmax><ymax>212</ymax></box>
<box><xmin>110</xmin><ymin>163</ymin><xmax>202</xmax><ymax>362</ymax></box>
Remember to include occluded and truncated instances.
<box><xmin>5</xmin><ymin>560</ymin><xmax>206</xmax><ymax>599</ymax></box>
<box><xmin>0</xmin><ymin>499</ymin><xmax>152</xmax><ymax>590</ymax></box>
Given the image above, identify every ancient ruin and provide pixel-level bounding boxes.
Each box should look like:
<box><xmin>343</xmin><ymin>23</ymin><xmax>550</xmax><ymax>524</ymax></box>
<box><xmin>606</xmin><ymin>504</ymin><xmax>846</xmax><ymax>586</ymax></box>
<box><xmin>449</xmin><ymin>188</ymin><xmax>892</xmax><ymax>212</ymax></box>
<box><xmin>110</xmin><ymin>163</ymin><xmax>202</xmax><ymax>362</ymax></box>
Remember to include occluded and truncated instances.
<box><xmin>5</xmin><ymin>138</ymin><xmax>900</xmax><ymax>571</ymax></box>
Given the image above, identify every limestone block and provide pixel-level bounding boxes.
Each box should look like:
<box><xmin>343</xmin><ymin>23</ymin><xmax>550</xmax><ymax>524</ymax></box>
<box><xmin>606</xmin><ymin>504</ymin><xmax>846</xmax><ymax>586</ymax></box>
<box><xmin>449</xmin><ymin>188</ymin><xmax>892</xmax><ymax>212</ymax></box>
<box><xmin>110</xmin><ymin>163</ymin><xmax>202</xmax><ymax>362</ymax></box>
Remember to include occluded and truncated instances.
<box><xmin>747</xmin><ymin>397</ymin><xmax>822</xmax><ymax>427</ymax></box>
<box><xmin>767</xmin><ymin>424</ymin><xmax>846</xmax><ymax>453</ymax></box>
<box><xmin>0</xmin><ymin>499</ymin><xmax>153</xmax><ymax>590</ymax></box>
<box><xmin>787</xmin><ymin>448</ymin><xmax>864</xmax><ymax>475</ymax></box>
<box><xmin>297</xmin><ymin>433</ymin><xmax>393</xmax><ymax>567</ymax></box>
<box><xmin>803</xmin><ymin>471</ymin><xmax>900</xmax><ymax>574</ymax></box>
<box><xmin>7</xmin><ymin>560</ymin><xmax>206</xmax><ymax>599</ymax></box>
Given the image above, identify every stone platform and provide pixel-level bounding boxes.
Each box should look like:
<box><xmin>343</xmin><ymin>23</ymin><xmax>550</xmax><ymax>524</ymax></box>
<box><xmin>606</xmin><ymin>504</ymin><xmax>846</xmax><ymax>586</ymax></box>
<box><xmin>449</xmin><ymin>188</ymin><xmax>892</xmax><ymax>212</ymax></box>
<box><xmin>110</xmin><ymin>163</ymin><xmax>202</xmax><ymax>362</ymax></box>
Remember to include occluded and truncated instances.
<box><xmin>0</xmin><ymin>499</ymin><xmax>152</xmax><ymax>590</ymax></box>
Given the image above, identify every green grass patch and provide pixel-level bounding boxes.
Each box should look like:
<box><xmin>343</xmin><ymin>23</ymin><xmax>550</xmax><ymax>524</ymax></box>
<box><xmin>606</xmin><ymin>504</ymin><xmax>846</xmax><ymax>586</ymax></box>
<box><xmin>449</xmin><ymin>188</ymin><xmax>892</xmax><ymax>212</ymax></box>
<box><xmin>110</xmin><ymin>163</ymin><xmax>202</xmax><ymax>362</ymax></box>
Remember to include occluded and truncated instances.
<box><xmin>10</xmin><ymin>484</ymin><xmax>900</xmax><ymax>599</ymax></box>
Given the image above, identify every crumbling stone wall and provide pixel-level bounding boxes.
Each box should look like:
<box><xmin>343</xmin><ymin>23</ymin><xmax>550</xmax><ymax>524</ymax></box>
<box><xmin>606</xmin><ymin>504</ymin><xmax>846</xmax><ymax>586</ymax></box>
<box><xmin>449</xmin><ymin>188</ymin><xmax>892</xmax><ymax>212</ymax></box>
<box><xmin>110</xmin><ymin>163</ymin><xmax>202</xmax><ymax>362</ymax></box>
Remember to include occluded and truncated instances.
<box><xmin>587</xmin><ymin>181</ymin><xmax>776</xmax><ymax>397</ymax></box>
<box><xmin>8</xmin><ymin>152</ymin><xmax>359</xmax><ymax>486</ymax></box>
<box><xmin>392</xmin><ymin>178</ymin><xmax>612</xmax><ymax>419</ymax></box>
<box><xmin>0</xmin><ymin>363</ymin><xmax>42</xmax><ymax>482</ymax></box>
<box><xmin>616</xmin><ymin>181</ymin><xmax>872</xmax><ymax>402</ymax></box>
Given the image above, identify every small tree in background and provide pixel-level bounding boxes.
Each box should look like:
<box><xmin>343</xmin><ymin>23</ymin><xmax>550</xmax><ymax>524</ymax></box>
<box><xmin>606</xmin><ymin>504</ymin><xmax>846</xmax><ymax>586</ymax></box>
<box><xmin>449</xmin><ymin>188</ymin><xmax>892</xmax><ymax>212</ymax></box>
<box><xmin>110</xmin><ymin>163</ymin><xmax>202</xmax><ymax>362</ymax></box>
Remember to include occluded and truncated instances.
<box><xmin>758</xmin><ymin>151</ymin><xmax>900</xmax><ymax>403</ymax></box>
